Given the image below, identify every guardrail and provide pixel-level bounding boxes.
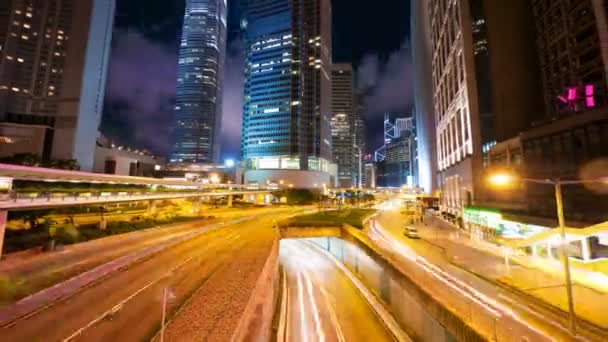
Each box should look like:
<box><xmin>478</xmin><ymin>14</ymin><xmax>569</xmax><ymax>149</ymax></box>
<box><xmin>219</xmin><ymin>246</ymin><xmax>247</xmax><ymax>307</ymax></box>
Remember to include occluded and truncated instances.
<box><xmin>0</xmin><ymin>190</ymin><xmax>273</xmax><ymax>210</ymax></box>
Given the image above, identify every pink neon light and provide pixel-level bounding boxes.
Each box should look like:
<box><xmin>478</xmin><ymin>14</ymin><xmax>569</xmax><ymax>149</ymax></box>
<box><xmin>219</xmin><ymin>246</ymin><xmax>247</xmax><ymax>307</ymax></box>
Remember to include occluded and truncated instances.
<box><xmin>567</xmin><ymin>87</ymin><xmax>577</xmax><ymax>101</ymax></box>
<box><xmin>585</xmin><ymin>85</ymin><xmax>596</xmax><ymax>108</ymax></box>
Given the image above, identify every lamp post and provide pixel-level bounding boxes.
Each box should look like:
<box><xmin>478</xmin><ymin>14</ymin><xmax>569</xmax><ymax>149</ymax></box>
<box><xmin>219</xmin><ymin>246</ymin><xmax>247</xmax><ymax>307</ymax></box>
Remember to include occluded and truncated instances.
<box><xmin>488</xmin><ymin>172</ymin><xmax>608</xmax><ymax>335</ymax></box>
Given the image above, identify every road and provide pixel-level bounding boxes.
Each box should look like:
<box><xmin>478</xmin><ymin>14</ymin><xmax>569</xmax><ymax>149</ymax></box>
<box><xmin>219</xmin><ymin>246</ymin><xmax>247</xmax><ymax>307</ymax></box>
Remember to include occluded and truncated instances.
<box><xmin>280</xmin><ymin>239</ymin><xmax>394</xmax><ymax>342</ymax></box>
<box><xmin>370</xmin><ymin>207</ymin><xmax>607</xmax><ymax>341</ymax></box>
<box><xmin>0</xmin><ymin>207</ymin><xmax>293</xmax><ymax>306</ymax></box>
<box><xmin>0</xmin><ymin>209</ymin><xmax>296</xmax><ymax>341</ymax></box>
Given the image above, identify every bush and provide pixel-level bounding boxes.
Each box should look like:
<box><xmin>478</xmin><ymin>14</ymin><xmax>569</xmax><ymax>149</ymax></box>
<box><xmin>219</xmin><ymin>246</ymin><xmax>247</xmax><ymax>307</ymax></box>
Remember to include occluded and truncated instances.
<box><xmin>280</xmin><ymin>209</ymin><xmax>375</xmax><ymax>229</ymax></box>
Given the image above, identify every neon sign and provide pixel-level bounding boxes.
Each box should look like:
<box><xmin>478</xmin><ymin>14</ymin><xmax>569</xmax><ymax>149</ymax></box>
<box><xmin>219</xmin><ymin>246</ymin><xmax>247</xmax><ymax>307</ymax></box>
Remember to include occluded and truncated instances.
<box><xmin>558</xmin><ymin>84</ymin><xmax>596</xmax><ymax>111</ymax></box>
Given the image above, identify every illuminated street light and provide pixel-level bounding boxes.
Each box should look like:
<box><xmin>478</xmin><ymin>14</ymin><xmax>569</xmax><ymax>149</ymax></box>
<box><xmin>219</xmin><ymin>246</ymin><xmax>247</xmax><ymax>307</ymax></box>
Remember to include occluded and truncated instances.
<box><xmin>487</xmin><ymin>170</ymin><xmax>608</xmax><ymax>334</ymax></box>
<box><xmin>288</xmin><ymin>184</ymin><xmax>294</xmax><ymax>188</ymax></box>
<box><xmin>487</xmin><ymin>172</ymin><xmax>517</xmax><ymax>188</ymax></box>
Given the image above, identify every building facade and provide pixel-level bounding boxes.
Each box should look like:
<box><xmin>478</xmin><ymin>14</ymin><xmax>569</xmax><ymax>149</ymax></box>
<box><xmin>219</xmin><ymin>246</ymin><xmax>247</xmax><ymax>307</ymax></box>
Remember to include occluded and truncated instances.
<box><xmin>411</xmin><ymin>0</ymin><xmax>438</xmax><ymax>194</ymax></box>
<box><xmin>0</xmin><ymin>0</ymin><xmax>116</xmax><ymax>171</ymax></box>
<box><xmin>353</xmin><ymin>90</ymin><xmax>367</xmax><ymax>187</ymax></box>
<box><xmin>429</xmin><ymin>0</ymin><xmax>544</xmax><ymax>223</ymax></box>
<box><xmin>240</xmin><ymin>0</ymin><xmax>333</xmax><ymax>188</ymax></box>
<box><xmin>482</xmin><ymin>108</ymin><xmax>608</xmax><ymax>226</ymax></box>
<box><xmin>531</xmin><ymin>0</ymin><xmax>608</xmax><ymax>117</ymax></box>
<box><xmin>169</xmin><ymin>0</ymin><xmax>228</xmax><ymax>164</ymax></box>
<box><xmin>377</xmin><ymin>132</ymin><xmax>415</xmax><ymax>188</ymax></box>
<box><xmin>94</xmin><ymin>134</ymin><xmax>162</xmax><ymax>177</ymax></box>
<box><xmin>331</xmin><ymin>63</ymin><xmax>355</xmax><ymax>187</ymax></box>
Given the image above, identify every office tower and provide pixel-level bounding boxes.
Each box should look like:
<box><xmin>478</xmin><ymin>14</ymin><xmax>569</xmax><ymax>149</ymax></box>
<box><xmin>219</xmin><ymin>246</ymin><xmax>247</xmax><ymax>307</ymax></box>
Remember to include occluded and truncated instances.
<box><xmin>531</xmin><ymin>0</ymin><xmax>608</xmax><ymax>116</ymax></box>
<box><xmin>0</xmin><ymin>0</ymin><xmax>116</xmax><ymax>171</ymax></box>
<box><xmin>429</xmin><ymin>0</ymin><xmax>544</xmax><ymax>222</ymax></box>
<box><xmin>331</xmin><ymin>63</ymin><xmax>355</xmax><ymax>187</ymax></box>
<box><xmin>240</xmin><ymin>0</ymin><xmax>333</xmax><ymax>188</ymax></box>
<box><xmin>170</xmin><ymin>0</ymin><xmax>228</xmax><ymax>164</ymax></box>
<box><xmin>353</xmin><ymin>90</ymin><xmax>367</xmax><ymax>187</ymax></box>
<box><xmin>411</xmin><ymin>0</ymin><xmax>437</xmax><ymax>194</ymax></box>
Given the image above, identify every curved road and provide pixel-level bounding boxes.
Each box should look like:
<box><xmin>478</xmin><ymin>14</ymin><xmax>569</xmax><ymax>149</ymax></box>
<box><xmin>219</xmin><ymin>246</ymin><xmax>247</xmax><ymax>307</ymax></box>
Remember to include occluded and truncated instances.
<box><xmin>280</xmin><ymin>239</ymin><xmax>394</xmax><ymax>342</ymax></box>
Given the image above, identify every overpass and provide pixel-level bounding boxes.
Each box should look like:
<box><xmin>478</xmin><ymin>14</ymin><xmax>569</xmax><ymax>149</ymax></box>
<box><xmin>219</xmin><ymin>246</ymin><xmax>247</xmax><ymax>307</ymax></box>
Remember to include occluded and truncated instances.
<box><xmin>0</xmin><ymin>163</ymin><xmax>272</xmax><ymax>257</ymax></box>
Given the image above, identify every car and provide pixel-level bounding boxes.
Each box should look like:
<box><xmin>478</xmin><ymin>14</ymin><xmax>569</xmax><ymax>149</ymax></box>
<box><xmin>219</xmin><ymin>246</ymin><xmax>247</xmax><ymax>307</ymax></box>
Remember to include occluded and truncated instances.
<box><xmin>404</xmin><ymin>226</ymin><xmax>420</xmax><ymax>239</ymax></box>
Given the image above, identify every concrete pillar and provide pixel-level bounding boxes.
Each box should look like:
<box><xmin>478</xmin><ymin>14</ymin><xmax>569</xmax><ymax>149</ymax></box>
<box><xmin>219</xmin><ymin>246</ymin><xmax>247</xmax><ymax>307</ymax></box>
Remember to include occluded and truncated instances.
<box><xmin>0</xmin><ymin>210</ymin><xmax>6</xmax><ymax>259</ymax></box>
<box><xmin>148</xmin><ymin>200</ymin><xmax>158</xmax><ymax>214</ymax></box>
<box><xmin>98</xmin><ymin>217</ymin><xmax>108</xmax><ymax>230</ymax></box>
<box><xmin>547</xmin><ymin>243</ymin><xmax>553</xmax><ymax>259</ymax></box>
<box><xmin>531</xmin><ymin>244</ymin><xmax>537</xmax><ymax>257</ymax></box>
<box><xmin>581</xmin><ymin>237</ymin><xmax>591</xmax><ymax>262</ymax></box>
<box><xmin>227</xmin><ymin>195</ymin><xmax>233</xmax><ymax>208</ymax></box>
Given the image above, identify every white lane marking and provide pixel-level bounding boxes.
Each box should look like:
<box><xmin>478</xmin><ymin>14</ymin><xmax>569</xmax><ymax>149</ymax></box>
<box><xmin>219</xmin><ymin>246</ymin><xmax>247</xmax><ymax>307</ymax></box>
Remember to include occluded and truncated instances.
<box><xmin>277</xmin><ymin>267</ymin><xmax>289</xmax><ymax>342</ymax></box>
<box><xmin>320</xmin><ymin>286</ymin><xmax>346</xmax><ymax>342</ymax></box>
<box><xmin>304</xmin><ymin>273</ymin><xmax>325</xmax><ymax>342</ymax></box>
<box><xmin>296</xmin><ymin>273</ymin><xmax>310</xmax><ymax>342</ymax></box>
<box><xmin>62</xmin><ymin>231</ymin><xmax>245</xmax><ymax>341</ymax></box>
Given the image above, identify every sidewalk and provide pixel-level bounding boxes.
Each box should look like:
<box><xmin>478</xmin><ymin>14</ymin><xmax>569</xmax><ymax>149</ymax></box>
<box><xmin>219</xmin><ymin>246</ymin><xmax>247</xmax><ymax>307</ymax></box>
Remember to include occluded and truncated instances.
<box><xmin>416</xmin><ymin>216</ymin><xmax>608</xmax><ymax>329</ymax></box>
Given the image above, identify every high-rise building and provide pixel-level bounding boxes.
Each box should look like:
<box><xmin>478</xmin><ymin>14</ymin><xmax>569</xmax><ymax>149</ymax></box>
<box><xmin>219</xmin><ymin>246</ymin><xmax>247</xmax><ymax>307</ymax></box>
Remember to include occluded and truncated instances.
<box><xmin>411</xmin><ymin>0</ymin><xmax>437</xmax><ymax>194</ymax></box>
<box><xmin>0</xmin><ymin>0</ymin><xmax>116</xmax><ymax>171</ymax></box>
<box><xmin>240</xmin><ymin>0</ymin><xmax>333</xmax><ymax>188</ymax></box>
<box><xmin>377</xmin><ymin>132</ymin><xmax>415</xmax><ymax>188</ymax></box>
<box><xmin>331</xmin><ymin>63</ymin><xmax>355</xmax><ymax>187</ymax></box>
<box><xmin>429</xmin><ymin>0</ymin><xmax>544</xmax><ymax>222</ymax></box>
<box><xmin>169</xmin><ymin>0</ymin><xmax>228</xmax><ymax>164</ymax></box>
<box><xmin>531</xmin><ymin>0</ymin><xmax>608</xmax><ymax>117</ymax></box>
<box><xmin>353</xmin><ymin>90</ymin><xmax>367</xmax><ymax>187</ymax></box>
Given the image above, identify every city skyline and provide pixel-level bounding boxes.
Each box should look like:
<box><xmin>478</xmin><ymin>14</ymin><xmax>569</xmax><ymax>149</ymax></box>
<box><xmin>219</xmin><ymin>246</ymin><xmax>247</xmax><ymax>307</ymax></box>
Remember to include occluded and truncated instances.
<box><xmin>100</xmin><ymin>0</ymin><xmax>412</xmax><ymax>160</ymax></box>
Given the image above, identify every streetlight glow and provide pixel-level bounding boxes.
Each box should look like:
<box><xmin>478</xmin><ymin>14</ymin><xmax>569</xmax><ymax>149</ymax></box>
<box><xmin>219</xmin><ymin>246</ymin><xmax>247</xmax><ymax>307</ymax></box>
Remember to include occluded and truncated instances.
<box><xmin>487</xmin><ymin>172</ymin><xmax>517</xmax><ymax>187</ymax></box>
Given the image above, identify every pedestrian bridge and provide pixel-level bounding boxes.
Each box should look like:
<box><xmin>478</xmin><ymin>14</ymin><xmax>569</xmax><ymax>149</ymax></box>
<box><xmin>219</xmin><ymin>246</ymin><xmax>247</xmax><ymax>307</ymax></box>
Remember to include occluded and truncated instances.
<box><xmin>0</xmin><ymin>163</ymin><xmax>273</xmax><ymax>211</ymax></box>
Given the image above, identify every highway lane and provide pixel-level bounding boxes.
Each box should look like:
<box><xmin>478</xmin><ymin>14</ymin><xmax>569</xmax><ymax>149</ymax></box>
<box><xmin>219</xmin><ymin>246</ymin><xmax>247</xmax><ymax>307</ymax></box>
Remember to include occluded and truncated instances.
<box><xmin>0</xmin><ymin>211</ymin><xmax>293</xmax><ymax>341</ymax></box>
<box><xmin>280</xmin><ymin>239</ymin><xmax>394</xmax><ymax>342</ymax></box>
<box><xmin>369</xmin><ymin>207</ymin><xmax>606</xmax><ymax>341</ymax></box>
<box><xmin>0</xmin><ymin>207</ymin><xmax>296</xmax><ymax>306</ymax></box>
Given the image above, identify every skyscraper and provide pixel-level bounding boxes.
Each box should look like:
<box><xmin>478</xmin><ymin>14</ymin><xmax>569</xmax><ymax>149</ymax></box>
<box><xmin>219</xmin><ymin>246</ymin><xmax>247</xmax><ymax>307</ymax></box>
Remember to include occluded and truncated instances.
<box><xmin>331</xmin><ymin>63</ymin><xmax>355</xmax><ymax>187</ymax></box>
<box><xmin>531</xmin><ymin>0</ymin><xmax>608</xmax><ymax>116</ymax></box>
<box><xmin>240</xmin><ymin>0</ymin><xmax>333</xmax><ymax>188</ymax></box>
<box><xmin>353</xmin><ymin>90</ymin><xmax>367</xmax><ymax>187</ymax></box>
<box><xmin>429</xmin><ymin>0</ymin><xmax>544</xmax><ymax>222</ymax></box>
<box><xmin>170</xmin><ymin>0</ymin><xmax>228</xmax><ymax>164</ymax></box>
<box><xmin>411</xmin><ymin>0</ymin><xmax>437</xmax><ymax>194</ymax></box>
<box><xmin>0</xmin><ymin>0</ymin><xmax>116</xmax><ymax>171</ymax></box>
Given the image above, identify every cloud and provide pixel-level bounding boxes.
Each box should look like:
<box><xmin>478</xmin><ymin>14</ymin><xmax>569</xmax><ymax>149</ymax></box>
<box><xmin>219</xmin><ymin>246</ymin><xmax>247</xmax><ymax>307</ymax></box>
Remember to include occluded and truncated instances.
<box><xmin>102</xmin><ymin>30</ymin><xmax>177</xmax><ymax>156</ymax></box>
<box><xmin>220</xmin><ymin>38</ymin><xmax>245</xmax><ymax>160</ymax></box>
<box><xmin>356</xmin><ymin>41</ymin><xmax>414</xmax><ymax>151</ymax></box>
<box><xmin>357</xmin><ymin>41</ymin><xmax>413</xmax><ymax>117</ymax></box>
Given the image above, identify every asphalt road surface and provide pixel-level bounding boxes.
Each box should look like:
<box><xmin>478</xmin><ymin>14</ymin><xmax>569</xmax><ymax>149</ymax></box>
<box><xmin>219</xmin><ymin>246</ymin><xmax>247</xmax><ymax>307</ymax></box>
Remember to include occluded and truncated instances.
<box><xmin>1</xmin><ymin>210</ymin><xmax>295</xmax><ymax>341</ymax></box>
<box><xmin>280</xmin><ymin>239</ymin><xmax>394</xmax><ymax>342</ymax></box>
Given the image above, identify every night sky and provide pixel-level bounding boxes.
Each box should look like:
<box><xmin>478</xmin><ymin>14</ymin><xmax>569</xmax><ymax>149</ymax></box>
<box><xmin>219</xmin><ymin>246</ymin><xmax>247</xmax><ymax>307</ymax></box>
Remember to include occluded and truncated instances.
<box><xmin>101</xmin><ymin>0</ymin><xmax>412</xmax><ymax>161</ymax></box>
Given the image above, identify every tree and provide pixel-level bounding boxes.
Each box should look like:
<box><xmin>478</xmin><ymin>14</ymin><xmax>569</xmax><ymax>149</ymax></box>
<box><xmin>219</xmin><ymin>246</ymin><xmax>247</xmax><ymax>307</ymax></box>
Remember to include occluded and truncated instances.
<box><xmin>46</xmin><ymin>159</ymin><xmax>80</xmax><ymax>170</ymax></box>
<box><xmin>0</xmin><ymin>153</ymin><xmax>42</xmax><ymax>166</ymax></box>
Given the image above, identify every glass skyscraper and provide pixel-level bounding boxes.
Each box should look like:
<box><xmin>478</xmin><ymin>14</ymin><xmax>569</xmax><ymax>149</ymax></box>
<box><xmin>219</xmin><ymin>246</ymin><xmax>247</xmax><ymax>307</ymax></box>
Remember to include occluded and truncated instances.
<box><xmin>170</xmin><ymin>0</ymin><xmax>227</xmax><ymax>164</ymax></box>
<box><xmin>240</xmin><ymin>0</ymin><xmax>332</xmax><ymax>187</ymax></box>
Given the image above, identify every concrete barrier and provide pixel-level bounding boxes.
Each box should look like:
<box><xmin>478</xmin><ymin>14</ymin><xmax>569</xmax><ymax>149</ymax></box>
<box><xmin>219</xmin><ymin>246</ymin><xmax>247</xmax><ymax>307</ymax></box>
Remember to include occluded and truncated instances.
<box><xmin>278</xmin><ymin>226</ymin><xmax>342</xmax><ymax>239</ymax></box>
<box><xmin>231</xmin><ymin>235</ymin><xmax>280</xmax><ymax>342</ymax></box>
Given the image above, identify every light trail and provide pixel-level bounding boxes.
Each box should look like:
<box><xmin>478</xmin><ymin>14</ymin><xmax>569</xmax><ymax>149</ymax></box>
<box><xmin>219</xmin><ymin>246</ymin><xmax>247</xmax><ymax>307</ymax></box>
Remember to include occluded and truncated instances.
<box><xmin>304</xmin><ymin>274</ymin><xmax>326</xmax><ymax>342</ymax></box>
<box><xmin>368</xmin><ymin>220</ymin><xmax>553</xmax><ymax>340</ymax></box>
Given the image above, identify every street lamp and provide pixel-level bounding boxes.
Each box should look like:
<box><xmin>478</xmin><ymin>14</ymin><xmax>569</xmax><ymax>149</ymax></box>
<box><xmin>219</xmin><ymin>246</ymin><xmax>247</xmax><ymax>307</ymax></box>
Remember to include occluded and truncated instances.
<box><xmin>487</xmin><ymin>171</ymin><xmax>608</xmax><ymax>334</ymax></box>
